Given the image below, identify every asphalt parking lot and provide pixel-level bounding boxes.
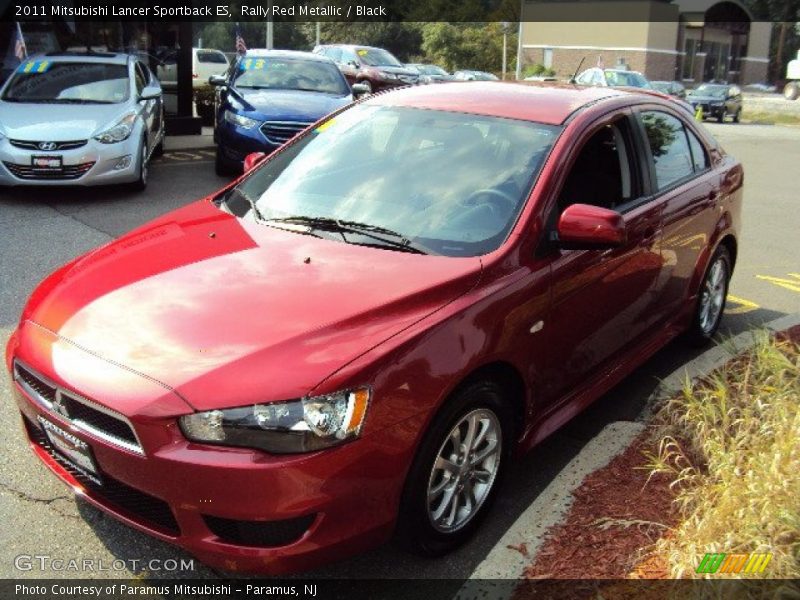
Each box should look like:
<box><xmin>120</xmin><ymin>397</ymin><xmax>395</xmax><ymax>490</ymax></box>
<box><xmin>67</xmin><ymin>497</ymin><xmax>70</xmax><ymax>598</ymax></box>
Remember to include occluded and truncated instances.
<box><xmin>0</xmin><ymin>122</ymin><xmax>798</xmax><ymax>582</ymax></box>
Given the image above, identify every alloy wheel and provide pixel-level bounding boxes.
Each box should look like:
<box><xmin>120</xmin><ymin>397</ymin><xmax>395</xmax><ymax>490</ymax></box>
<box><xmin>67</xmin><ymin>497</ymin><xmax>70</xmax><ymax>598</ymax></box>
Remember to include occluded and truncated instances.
<box><xmin>699</xmin><ymin>256</ymin><xmax>727</xmax><ymax>335</ymax></box>
<box><xmin>426</xmin><ymin>408</ymin><xmax>501</xmax><ymax>533</ymax></box>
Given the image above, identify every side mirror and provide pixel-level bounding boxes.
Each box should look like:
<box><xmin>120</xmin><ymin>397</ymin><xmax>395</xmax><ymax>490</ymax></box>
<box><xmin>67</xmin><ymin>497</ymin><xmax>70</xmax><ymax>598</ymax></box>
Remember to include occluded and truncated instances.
<box><xmin>209</xmin><ymin>75</ymin><xmax>227</xmax><ymax>87</ymax></box>
<box><xmin>243</xmin><ymin>152</ymin><xmax>267</xmax><ymax>172</ymax></box>
<box><xmin>556</xmin><ymin>204</ymin><xmax>626</xmax><ymax>249</ymax></box>
<box><xmin>347</xmin><ymin>60</ymin><xmax>360</xmax><ymax>69</ymax></box>
<box><xmin>139</xmin><ymin>85</ymin><xmax>162</xmax><ymax>101</ymax></box>
<box><xmin>351</xmin><ymin>82</ymin><xmax>370</xmax><ymax>97</ymax></box>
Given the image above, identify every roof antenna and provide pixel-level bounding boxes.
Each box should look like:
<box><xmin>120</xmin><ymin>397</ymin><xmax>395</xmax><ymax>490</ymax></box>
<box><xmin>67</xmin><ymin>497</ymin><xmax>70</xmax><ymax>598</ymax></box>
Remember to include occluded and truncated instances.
<box><xmin>569</xmin><ymin>56</ymin><xmax>585</xmax><ymax>84</ymax></box>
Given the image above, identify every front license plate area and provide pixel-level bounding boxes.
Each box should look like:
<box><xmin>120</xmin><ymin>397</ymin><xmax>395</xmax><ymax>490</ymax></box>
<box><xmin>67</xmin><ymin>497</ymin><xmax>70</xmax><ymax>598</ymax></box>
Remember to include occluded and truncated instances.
<box><xmin>32</xmin><ymin>155</ymin><xmax>62</xmax><ymax>168</ymax></box>
<box><xmin>37</xmin><ymin>415</ymin><xmax>103</xmax><ymax>485</ymax></box>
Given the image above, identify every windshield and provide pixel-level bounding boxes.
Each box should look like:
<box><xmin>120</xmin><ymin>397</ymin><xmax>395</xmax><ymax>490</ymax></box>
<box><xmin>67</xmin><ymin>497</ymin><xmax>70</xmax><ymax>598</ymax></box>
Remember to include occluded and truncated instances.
<box><xmin>233</xmin><ymin>57</ymin><xmax>348</xmax><ymax>95</ymax></box>
<box><xmin>417</xmin><ymin>65</ymin><xmax>448</xmax><ymax>76</ymax></box>
<box><xmin>604</xmin><ymin>71</ymin><xmax>651</xmax><ymax>89</ymax></box>
<box><xmin>693</xmin><ymin>84</ymin><xmax>727</xmax><ymax>98</ymax></box>
<box><xmin>2</xmin><ymin>62</ymin><xmax>129</xmax><ymax>103</ymax></box>
<box><xmin>230</xmin><ymin>105</ymin><xmax>560</xmax><ymax>257</ymax></box>
<box><xmin>356</xmin><ymin>48</ymin><xmax>403</xmax><ymax>67</ymax></box>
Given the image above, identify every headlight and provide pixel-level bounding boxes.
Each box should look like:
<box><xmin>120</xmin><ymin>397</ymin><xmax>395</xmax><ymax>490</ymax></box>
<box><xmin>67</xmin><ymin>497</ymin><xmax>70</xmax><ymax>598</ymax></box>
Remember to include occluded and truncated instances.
<box><xmin>377</xmin><ymin>71</ymin><xmax>398</xmax><ymax>81</ymax></box>
<box><xmin>94</xmin><ymin>113</ymin><xmax>137</xmax><ymax>144</ymax></box>
<box><xmin>224</xmin><ymin>109</ymin><xmax>258</xmax><ymax>129</ymax></box>
<box><xmin>179</xmin><ymin>387</ymin><xmax>371</xmax><ymax>454</ymax></box>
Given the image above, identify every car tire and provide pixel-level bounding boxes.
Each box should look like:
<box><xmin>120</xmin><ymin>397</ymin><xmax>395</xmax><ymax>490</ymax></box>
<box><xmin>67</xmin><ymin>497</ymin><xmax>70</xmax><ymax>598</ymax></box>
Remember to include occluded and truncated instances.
<box><xmin>733</xmin><ymin>109</ymin><xmax>741</xmax><ymax>123</ymax></box>
<box><xmin>717</xmin><ymin>112</ymin><xmax>724</xmax><ymax>123</ymax></box>
<box><xmin>215</xmin><ymin>146</ymin><xmax>237</xmax><ymax>177</ymax></box>
<box><xmin>397</xmin><ymin>379</ymin><xmax>513</xmax><ymax>556</ymax></box>
<box><xmin>129</xmin><ymin>138</ymin><xmax>148</xmax><ymax>192</ymax></box>
<box><xmin>684</xmin><ymin>245</ymin><xmax>731</xmax><ymax>347</ymax></box>
<box><xmin>784</xmin><ymin>81</ymin><xmax>799</xmax><ymax>101</ymax></box>
<box><xmin>359</xmin><ymin>79</ymin><xmax>373</xmax><ymax>94</ymax></box>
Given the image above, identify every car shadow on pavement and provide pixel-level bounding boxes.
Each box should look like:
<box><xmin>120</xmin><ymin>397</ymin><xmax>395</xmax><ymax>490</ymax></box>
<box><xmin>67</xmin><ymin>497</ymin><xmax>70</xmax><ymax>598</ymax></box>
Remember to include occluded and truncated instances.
<box><xmin>74</xmin><ymin>307</ymin><xmax>787</xmax><ymax>585</ymax></box>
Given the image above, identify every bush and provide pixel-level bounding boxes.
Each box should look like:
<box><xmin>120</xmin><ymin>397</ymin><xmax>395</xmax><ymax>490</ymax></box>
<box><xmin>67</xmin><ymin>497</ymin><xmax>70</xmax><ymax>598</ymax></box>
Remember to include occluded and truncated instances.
<box><xmin>645</xmin><ymin>332</ymin><xmax>800</xmax><ymax>580</ymax></box>
<box><xmin>522</xmin><ymin>63</ymin><xmax>556</xmax><ymax>78</ymax></box>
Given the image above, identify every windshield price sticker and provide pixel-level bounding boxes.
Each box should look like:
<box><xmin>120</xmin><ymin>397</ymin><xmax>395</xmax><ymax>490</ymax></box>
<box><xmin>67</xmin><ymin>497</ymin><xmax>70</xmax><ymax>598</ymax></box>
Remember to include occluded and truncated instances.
<box><xmin>240</xmin><ymin>58</ymin><xmax>267</xmax><ymax>71</ymax></box>
<box><xmin>18</xmin><ymin>60</ymin><xmax>51</xmax><ymax>74</ymax></box>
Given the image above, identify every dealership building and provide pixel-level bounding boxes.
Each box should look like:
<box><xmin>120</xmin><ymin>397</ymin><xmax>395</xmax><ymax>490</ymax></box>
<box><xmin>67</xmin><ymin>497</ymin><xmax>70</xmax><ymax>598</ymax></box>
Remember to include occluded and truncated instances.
<box><xmin>520</xmin><ymin>0</ymin><xmax>772</xmax><ymax>84</ymax></box>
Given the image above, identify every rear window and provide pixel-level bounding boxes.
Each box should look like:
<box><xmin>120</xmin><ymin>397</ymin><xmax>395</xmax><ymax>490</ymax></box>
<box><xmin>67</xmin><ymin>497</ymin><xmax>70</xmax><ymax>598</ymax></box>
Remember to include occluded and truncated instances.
<box><xmin>197</xmin><ymin>50</ymin><xmax>227</xmax><ymax>64</ymax></box>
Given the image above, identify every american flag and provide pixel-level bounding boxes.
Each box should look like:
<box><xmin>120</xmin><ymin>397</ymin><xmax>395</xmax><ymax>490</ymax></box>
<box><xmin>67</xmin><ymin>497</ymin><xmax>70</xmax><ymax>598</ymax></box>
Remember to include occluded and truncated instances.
<box><xmin>14</xmin><ymin>22</ymin><xmax>27</xmax><ymax>61</ymax></box>
<box><xmin>235</xmin><ymin>24</ymin><xmax>247</xmax><ymax>55</ymax></box>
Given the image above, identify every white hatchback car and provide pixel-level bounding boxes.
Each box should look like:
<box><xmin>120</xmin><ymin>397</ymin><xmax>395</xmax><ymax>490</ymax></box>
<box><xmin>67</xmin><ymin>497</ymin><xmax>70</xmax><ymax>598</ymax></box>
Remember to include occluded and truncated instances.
<box><xmin>0</xmin><ymin>52</ymin><xmax>165</xmax><ymax>190</ymax></box>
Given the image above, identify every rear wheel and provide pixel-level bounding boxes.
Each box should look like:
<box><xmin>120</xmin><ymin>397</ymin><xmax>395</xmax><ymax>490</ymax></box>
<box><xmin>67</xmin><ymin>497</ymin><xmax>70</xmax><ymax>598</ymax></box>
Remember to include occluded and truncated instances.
<box><xmin>685</xmin><ymin>245</ymin><xmax>731</xmax><ymax>346</ymax></box>
<box><xmin>732</xmin><ymin>108</ymin><xmax>741</xmax><ymax>123</ymax></box>
<box><xmin>397</xmin><ymin>379</ymin><xmax>512</xmax><ymax>556</ymax></box>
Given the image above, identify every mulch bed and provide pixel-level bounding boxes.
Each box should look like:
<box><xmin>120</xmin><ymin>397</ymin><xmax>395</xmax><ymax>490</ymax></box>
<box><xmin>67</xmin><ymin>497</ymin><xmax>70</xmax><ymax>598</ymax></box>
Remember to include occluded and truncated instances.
<box><xmin>518</xmin><ymin>432</ymin><xmax>678</xmax><ymax>580</ymax></box>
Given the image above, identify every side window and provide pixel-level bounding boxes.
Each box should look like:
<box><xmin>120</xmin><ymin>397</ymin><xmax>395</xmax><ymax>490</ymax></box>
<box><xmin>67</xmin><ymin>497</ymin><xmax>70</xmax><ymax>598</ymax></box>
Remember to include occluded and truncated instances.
<box><xmin>557</xmin><ymin>119</ymin><xmax>639</xmax><ymax>214</ymax></box>
<box><xmin>640</xmin><ymin>111</ymin><xmax>694</xmax><ymax>190</ymax></box>
<box><xmin>686</xmin><ymin>127</ymin><xmax>709</xmax><ymax>172</ymax></box>
<box><xmin>576</xmin><ymin>70</ymin><xmax>593</xmax><ymax>85</ymax></box>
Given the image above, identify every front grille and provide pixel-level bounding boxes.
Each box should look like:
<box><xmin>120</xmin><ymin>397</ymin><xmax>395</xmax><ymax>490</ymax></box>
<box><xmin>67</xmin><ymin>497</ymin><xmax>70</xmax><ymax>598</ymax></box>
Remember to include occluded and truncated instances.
<box><xmin>60</xmin><ymin>394</ymin><xmax>139</xmax><ymax>446</ymax></box>
<box><xmin>13</xmin><ymin>360</ymin><xmax>143</xmax><ymax>454</ymax></box>
<box><xmin>203</xmin><ymin>513</ymin><xmax>316</xmax><ymax>547</ymax></box>
<box><xmin>260</xmin><ymin>121</ymin><xmax>312</xmax><ymax>146</ymax></box>
<box><xmin>9</xmin><ymin>139</ymin><xmax>87</xmax><ymax>151</ymax></box>
<box><xmin>23</xmin><ymin>417</ymin><xmax>180</xmax><ymax>536</ymax></box>
<box><xmin>15</xmin><ymin>364</ymin><xmax>57</xmax><ymax>404</ymax></box>
<box><xmin>398</xmin><ymin>75</ymin><xmax>418</xmax><ymax>84</ymax></box>
<box><xmin>3</xmin><ymin>161</ymin><xmax>95</xmax><ymax>180</ymax></box>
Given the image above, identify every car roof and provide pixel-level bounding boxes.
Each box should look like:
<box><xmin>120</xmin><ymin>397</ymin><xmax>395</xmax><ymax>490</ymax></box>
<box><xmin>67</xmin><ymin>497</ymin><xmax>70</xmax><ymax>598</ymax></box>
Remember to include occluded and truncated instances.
<box><xmin>41</xmin><ymin>52</ymin><xmax>130</xmax><ymax>65</ymax></box>
<box><xmin>366</xmin><ymin>81</ymin><xmax>642</xmax><ymax>125</ymax></box>
<box><xmin>243</xmin><ymin>49</ymin><xmax>332</xmax><ymax>63</ymax></box>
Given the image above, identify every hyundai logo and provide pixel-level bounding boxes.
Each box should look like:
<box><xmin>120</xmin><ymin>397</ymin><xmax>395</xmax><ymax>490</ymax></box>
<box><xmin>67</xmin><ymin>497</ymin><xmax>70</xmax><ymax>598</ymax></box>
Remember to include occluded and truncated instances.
<box><xmin>38</xmin><ymin>142</ymin><xmax>57</xmax><ymax>151</ymax></box>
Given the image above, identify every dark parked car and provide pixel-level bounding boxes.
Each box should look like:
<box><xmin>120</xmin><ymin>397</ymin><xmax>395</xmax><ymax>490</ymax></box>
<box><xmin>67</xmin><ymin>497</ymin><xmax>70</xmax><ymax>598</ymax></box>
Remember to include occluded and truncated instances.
<box><xmin>209</xmin><ymin>50</ymin><xmax>356</xmax><ymax>175</ymax></box>
<box><xmin>313</xmin><ymin>44</ymin><xmax>418</xmax><ymax>93</ymax></box>
<box><xmin>406</xmin><ymin>63</ymin><xmax>454</xmax><ymax>84</ymax></box>
<box><xmin>453</xmin><ymin>70</ymin><xmax>499</xmax><ymax>81</ymax></box>
<box><xmin>651</xmin><ymin>80</ymin><xmax>686</xmax><ymax>99</ymax></box>
<box><xmin>687</xmin><ymin>83</ymin><xmax>742</xmax><ymax>123</ymax></box>
<box><xmin>7</xmin><ymin>83</ymin><xmax>741</xmax><ymax>575</ymax></box>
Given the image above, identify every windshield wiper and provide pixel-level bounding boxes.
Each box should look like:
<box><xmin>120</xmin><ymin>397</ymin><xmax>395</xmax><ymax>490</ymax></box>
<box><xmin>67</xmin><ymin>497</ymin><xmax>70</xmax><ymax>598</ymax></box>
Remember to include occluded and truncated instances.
<box><xmin>265</xmin><ymin>216</ymin><xmax>428</xmax><ymax>254</ymax></box>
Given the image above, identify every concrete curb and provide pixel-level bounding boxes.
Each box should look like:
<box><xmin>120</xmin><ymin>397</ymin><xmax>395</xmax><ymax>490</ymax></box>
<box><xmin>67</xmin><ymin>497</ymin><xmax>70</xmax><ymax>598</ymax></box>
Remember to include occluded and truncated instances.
<box><xmin>461</xmin><ymin>313</ymin><xmax>800</xmax><ymax>593</ymax></box>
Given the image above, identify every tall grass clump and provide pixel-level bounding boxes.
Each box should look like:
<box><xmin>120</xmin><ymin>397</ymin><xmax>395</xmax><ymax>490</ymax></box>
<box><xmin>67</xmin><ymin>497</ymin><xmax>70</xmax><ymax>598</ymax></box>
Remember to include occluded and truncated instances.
<box><xmin>645</xmin><ymin>332</ymin><xmax>799</xmax><ymax>579</ymax></box>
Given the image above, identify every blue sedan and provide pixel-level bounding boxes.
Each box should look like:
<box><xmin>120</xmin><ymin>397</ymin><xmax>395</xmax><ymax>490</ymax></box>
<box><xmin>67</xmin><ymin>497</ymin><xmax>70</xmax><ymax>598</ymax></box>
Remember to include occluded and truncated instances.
<box><xmin>211</xmin><ymin>50</ymin><xmax>357</xmax><ymax>175</ymax></box>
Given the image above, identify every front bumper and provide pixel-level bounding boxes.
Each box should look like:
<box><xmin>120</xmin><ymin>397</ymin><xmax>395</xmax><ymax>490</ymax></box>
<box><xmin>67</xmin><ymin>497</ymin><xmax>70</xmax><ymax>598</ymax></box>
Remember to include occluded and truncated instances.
<box><xmin>215</xmin><ymin>119</ymin><xmax>282</xmax><ymax>168</ymax></box>
<box><xmin>6</xmin><ymin>333</ymin><xmax>403</xmax><ymax>574</ymax></box>
<box><xmin>0</xmin><ymin>135</ymin><xmax>141</xmax><ymax>187</ymax></box>
<box><xmin>691</xmin><ymin>102</ymin><xmax>725</xmax><ymax>118</ymax></box>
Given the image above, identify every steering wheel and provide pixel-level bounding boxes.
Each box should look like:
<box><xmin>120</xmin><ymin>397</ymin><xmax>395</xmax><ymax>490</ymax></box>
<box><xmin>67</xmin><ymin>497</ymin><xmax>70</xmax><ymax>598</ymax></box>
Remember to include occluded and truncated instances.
<box><xmin>461</xmin><ymin>188</ymin><xmax>518</xmax><ymax>217</ymax></box>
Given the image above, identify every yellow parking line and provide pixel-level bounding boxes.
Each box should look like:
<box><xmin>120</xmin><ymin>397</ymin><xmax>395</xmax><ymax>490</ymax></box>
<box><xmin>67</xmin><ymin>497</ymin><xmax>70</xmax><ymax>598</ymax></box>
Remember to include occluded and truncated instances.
<box><xmin>756</xmin><ymin>273</ymin><xmax>800</xmax><ymax>294</ymax></box>
<box><xmin>725</xmin><ymin>294</ymin><xmax>759</xmax><ymax>315</ymax></box>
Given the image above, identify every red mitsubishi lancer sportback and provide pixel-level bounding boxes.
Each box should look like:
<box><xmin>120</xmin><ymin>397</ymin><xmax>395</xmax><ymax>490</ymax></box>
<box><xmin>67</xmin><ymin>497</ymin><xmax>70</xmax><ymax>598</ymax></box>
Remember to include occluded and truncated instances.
<box><xmin>6</xmin><ymin>82</ymin><xmax>742</xmax><ymax>574</ymax></box>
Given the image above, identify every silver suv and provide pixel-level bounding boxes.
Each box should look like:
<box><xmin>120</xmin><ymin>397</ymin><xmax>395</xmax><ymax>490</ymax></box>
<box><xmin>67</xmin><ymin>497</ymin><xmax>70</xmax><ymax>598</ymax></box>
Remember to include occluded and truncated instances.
<box><xmin>0</xmin><ymin>52</ymin><xmax>165</xmax><ymax>190</ymax></box>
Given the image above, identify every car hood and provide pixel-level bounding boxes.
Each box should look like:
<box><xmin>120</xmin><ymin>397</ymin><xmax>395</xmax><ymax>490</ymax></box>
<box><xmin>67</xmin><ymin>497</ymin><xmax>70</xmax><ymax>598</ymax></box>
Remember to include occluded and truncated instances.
<box><xmin>372</xmin><ymin>66</ymin><xmax>417</xmax><ymax>76</ymax></box>
<box><xmin>687</xmin><ymin>94</ymin><xmax>725</xmax><ymax>103</ymax></box>
<box><xmin>23</xmin><ymin>200</ymin><xmax>482</xmax><ymax>411</ymax></box>
<box><xmin>233</xmin><ymin>88</ymin><xmax>352</xmax><ymax>121</ymax></box>
<box><xmin>0</xmin><ymin>101</ymin><xmax>126</xmax><ymax>140</ymax></box>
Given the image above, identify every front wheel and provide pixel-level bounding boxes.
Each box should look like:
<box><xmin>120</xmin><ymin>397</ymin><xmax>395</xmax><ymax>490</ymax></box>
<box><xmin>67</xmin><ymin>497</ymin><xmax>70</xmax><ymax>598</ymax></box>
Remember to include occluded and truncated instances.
<box><xmin>128</xmin><ymin>138</ymin><xmax>148</xmax><ymax>191</ymax></box>
<box><xmin>732</xmin><ymin>108</ymin><xmax>741</xmax><ymax>123</ymax></box>
<box><xmin>685</xmin><ymin>245</ymin><xmax>731</xmax><ymax>346</ymax></box>
<box><xmin>397</xmin><ymin>379</ymin><xmax>512</xmax><ymax>556</ymax></box>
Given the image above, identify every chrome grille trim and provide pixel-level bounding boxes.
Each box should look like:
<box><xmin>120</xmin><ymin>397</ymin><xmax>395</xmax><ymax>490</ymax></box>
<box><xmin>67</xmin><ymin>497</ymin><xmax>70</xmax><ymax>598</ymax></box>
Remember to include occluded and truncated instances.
<box><xmin>3</xmin><ymin>161</ymin><xmax>95</xmax><ymax>180</ymax></box>
<box><xmin>9</xmin><ymin>139</ymin><xmax>88</xmax><ymax>151</ymax></box>
<box><xmin>13</xmin><ymin>360</ymin><xmax>145</xmax><ymax>455</ymax></box>
<box><xmin>260</xmin><ymin>121</ymin><xmax>312</xmax><ymax>145</ymax></box>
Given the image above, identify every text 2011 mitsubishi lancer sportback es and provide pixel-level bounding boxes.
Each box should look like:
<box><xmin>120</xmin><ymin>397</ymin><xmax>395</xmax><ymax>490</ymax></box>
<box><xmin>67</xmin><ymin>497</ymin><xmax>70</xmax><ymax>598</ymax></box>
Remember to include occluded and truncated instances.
<box><xmin>6</xmin><ymin>82</ymin><xmax>742</xmax><ymax>574</ymax></box>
